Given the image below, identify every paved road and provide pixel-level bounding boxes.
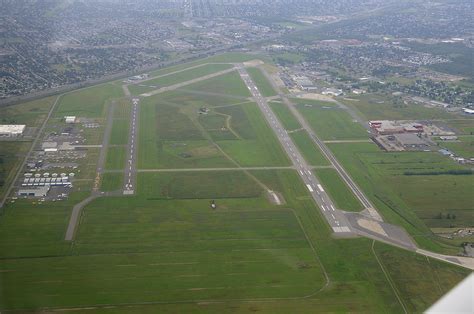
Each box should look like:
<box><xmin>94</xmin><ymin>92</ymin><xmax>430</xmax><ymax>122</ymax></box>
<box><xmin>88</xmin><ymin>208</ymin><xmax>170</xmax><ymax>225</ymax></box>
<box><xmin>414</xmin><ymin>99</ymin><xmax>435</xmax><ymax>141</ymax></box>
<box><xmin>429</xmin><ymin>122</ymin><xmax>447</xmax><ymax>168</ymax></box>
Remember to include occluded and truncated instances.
<box><xmin>141</xmin><ymin>68</ymin><xmax>236</xmax><ymax>97</ymax></box>
<box><xmin>256</xmin><ymin>66</ymin><xmax>474</xmax><ymax>269</ymax></box>
<box><xmin>123</xmin><ymin>98</ymin><xmax>140</xmax><ymax>195</ymax></box>
<box><xmin>237</xmin><ymin>65</ymin><xmax>353</xmax><ymax>235</ymax></box>
<box><xmin>137</xmin><ymin>166</ymin><xmax>295</xmax><ymax>172</ymax></box>
<box><xmin>65</xmin><ymin>102</ymin><xmax>115</xmax><ymax>241</ymax></box>
<box><xmin>0</xmin><ymin>95</ymin><xmax>61</xmax><ymax>209</ymax></box>
<box><xmin>281</xmin><ymin>95</ymin><xmax>382</xmax><ymax>220</ymax></box>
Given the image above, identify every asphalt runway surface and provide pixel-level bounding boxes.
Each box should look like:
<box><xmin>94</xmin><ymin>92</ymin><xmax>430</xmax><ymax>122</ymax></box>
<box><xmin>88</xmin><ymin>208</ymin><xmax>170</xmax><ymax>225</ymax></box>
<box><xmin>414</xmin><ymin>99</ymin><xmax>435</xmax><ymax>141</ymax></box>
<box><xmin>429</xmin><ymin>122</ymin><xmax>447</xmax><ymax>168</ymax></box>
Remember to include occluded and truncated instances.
<box><xmin>123</xmin><ymin>98</ymin><xmax>140</xmax><ymax>195</ymax></box>
<box><xmin>237</xmin><ymin>65</ymin><xmax>353</xmax><ymax>235</ymax></box>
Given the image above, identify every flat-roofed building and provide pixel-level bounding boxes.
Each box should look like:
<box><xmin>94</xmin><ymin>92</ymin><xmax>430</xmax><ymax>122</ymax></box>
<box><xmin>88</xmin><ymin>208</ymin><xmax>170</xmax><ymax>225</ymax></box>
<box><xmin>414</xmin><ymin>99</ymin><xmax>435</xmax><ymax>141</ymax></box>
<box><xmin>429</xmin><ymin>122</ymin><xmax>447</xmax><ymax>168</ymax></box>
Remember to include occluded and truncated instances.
<box><xmin>64</xmin><ymin>116</ymin><xmax>76</xmax><ymax>123</ymax></box>
<box><xmin>0</xmin><ymin>125</ymin><xmax>26</xmax><ymax>137</ymax></box>
<box><xmin>18</xmin><ymin>186</ymin><xmax>50</xmax><ymax>197</ymax></box>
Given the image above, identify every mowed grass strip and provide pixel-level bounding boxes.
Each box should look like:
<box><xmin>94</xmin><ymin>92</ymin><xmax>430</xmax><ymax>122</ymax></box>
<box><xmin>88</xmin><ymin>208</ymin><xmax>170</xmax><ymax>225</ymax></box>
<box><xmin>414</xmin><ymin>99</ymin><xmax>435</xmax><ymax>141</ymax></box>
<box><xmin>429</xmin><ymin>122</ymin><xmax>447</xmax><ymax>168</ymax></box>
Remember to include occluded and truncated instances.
<box><xmin>0</xmin><ymin>142</ymin><xmax>30</xmax><ymax>199</ymax></box>
<box><xmin>0</xmin><ymin>247</ymin><xmax>323</xmax><ymax>309</ymax></box>
<box><xmin>216</xmin><ymin>102</ymin><xmax>290</xmax><ymax>166</ymax></box>
<box><xmin>247</xmin><ymin>67</ymin><xmax>277</xmax><ymax>97</ymax></box>
<box><xmin>0</xmin><ymin>96</ymin><xmax>56</xmax><ymax>127</ymax></box>
<box><xmin>186</xmin><ymin>70</ymin><xmax>251</xmax><ymax>98</ymax></box>
<box><xmin>109</xmin><ymin>119</ymin><xmax>129</xmax><ymax>145</ymax></box>
<box><xmin>154</xmin><ymin>101</ymin><xmax>204</xmax><ymax>141</ymax></box>
<box><xmin>54</xmin><ymin>83</ymin><xmax>123</xmax><ymax>118</ymax></box>
<box><xmin>290</xmin><ymin>130</ymin><xmax>329</xmax><ymax>166</ymax></box>
<box><xmin>294</xmin><ymin>99</ymin><xmax>368</xmax><ymax>140</ymax></box>
<box><xmin>341</xmin><ymin>94</ymin><xmax>456</xmax><ymax>121</ymax></box>
<box><xmin>105</xmin><ymin>146</ymin><xmax>126</xmax><ymax>170</ymax></box>
<box><xmin>138</xmin><ymin>171</ymin><xmax>261</xmax><ymax>199</ymax></box>
<box><xmin>314</xmin><ymin>168</ymin><xmax>363</xmax><ymax>212</ymax></box>
<box><xmin>437</xmin><ymin>136</ymin><xmax>474</xmax><ymax>158</ymax></box>
<box><xmin>0</xmin><ymin>192</ymin><xmax>88</xmax><ymax>258</ymax></box>
<box><xmin>328</xmin><ymin>142</ymin><xmax>470</xmax><ymax>252</ymax></box>
<box><xmin>138</xmin><ymin>97</ymin><xmax>234</xmax><ymax>169</ymax></box>
<box><xmin>128</xmin><ymin>64</ymin><xmax>233</xmax><ymax>96</ymax></box>
<box><xmin>101</xmin><ymin>172</ymin><xmax>123</xmax><ymax>192</ymax></box>
<box><xmin>270</xmin><ymin>101</ymin><xmax>301</xmax><ymax>131</ymax></box>
<box><xmin>375</xmin><ymin>242</ymin><xmax>470</xmax><ymax>313</ymax></box>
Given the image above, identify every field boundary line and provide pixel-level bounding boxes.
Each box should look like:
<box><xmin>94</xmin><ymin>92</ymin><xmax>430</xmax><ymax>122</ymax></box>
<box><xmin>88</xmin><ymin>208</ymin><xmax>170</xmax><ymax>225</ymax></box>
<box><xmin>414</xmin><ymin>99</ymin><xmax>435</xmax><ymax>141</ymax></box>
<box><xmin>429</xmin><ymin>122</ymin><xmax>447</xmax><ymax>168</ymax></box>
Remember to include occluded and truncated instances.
<box><xmin>371</xmin><ymin>241</ymin><xmax>408</xmax><ymax>314</ymax></box>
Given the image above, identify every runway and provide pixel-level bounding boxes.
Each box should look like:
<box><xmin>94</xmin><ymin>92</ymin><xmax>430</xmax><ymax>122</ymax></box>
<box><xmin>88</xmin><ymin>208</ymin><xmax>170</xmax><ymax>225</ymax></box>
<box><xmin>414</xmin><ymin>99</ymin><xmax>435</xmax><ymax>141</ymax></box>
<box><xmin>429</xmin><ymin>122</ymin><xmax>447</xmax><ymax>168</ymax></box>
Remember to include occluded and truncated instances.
<box><xmin>123</xmin><ymin>98</ymin><xmax>140</xmax><ymax>195</ymax></box>
<box><xmin>237</xmin><ymin>65</ymin><xmax>353</xmax><ymax>235</ymax></box>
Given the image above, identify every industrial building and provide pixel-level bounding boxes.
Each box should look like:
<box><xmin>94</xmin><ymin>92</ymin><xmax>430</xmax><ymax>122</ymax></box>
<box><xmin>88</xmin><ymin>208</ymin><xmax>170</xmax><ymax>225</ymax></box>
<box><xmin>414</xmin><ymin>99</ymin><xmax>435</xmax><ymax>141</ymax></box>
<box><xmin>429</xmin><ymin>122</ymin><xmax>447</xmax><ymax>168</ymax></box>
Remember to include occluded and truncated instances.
<box><xmin>369</xmin><ymin>120</ymin><xmax>423</xmax><ymax>135</ymax></box>
<box><xmin>65</xmin><ymin>116</ymin><xmax>77</xmax><ymax>123</ymax></box>
<box><xmin>294</xmin><ymin>76</ymin><xmax>317</xmax><ymax>91</ymax></box>
<box><xmin>322</xmin><ymin>88</ymin><xmax>343</xmax><ymax>96</ymax></box>
<box><xmin>0</xmin><ymin>124</ymin><xmax>26</xmax><ymax>137</ymax></box>
<box><xmin>17</xmin><ymin>186</ymin><xmax>50</xmax><ymax>197</ymax></box>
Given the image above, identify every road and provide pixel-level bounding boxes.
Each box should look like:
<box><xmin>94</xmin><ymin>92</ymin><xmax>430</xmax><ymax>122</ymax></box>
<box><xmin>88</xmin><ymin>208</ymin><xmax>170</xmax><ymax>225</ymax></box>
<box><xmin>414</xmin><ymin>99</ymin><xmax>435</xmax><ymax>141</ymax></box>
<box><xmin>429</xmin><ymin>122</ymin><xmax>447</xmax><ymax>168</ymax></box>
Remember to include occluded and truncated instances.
<box><xmin>281</xmin><ymin>95</ymin><xmax>382</xmax><ymax>220</ymax></box>
<box><xmin>0</xmin><ymin>95</ymin><xmax>61</xmax><ymax>209</ymax></box>
<box><xmin>123</xmin><ymin>98</ymin><xmax>140</xmax><ymax>195</ymax></box>
<box><xmin>141</xmin><ymin>67</ymin><xmax>236</xmax><ymax>97</ymax></box>
<box><xmin>237</xmin><ymin>65</ymin><xmax>353</xmax><ymax>235</ymax></box>
<box><xmin>256</xmin><ymin>66</ymin><xmax>474</xmax><ymax>269</ymax></box>
<box><xmin>65</xmin><ymin>102</ymin><xmax>115</xmax><ymax>241</ymax></box>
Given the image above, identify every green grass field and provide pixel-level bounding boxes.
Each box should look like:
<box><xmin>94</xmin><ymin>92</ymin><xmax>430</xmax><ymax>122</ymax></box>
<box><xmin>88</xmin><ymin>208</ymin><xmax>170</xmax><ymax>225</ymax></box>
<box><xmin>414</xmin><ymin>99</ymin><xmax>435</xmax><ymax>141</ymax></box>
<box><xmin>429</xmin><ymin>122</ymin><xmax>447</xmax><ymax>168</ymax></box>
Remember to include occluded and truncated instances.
<box><xmin>247</xmin><ymin>67</ymin><xmax>277</xmax><ymax>97</ymax></box>
<box><xmin>0</xmin><ymin>142</ymin><xmax>30</xmax><ymax>200</ymax></box>
<box><xmin>139</xmin><ymin>81</ymin><xmax>289</xmax><ymax>168</ymax></box>
<box><xmin>446</xmin><ymin>119</ymin><xmax>474</xmax><ymax>135</ymax></box>
<box><xmin>128</xmin><ymin>63</ymin><xmax>233</xmax><ymax>96</ymax></box>
<box><xmin>138</xmin><ymin>171</ymin><xmax>262</xmax><ymax>199</ymax></box>
<box><xmin>0</xmin><ymin>96</ymin><xmax>56</xmax><ymax>127</ymax></box>
<box><xmin>100</xmin><ymin>172</ymin><xmax>123</xmax><ymax>192</ymax></box>
<box><xmin>105</xmin><ymin>146</ymin><xmax>126</xmax><ymax>170</ymax></box>
<box><xmin>185</xmin><ymin>70</ymin><xmax>251</xmax><ymax>98</ymax></box>
<box><xmin>109</xmin><ymin>119</ymin><xmax>129</xmax><ymax>145</ymax></box>
<box><xmin>146</xmin><ymin>52</ymin><xmax>265</xmax><ymax>79</ymax></box>
<box><xmin>54</xmin><ymin>84</ymin><xmax>123</xmax><ymax>118</ymax></box>
<box><xmin>328</xmin><ymin>142</ymin><xmax>472</xmax><ymax>252</ymax></box>
<box><xmin>341</xmin><ymin>94</ymin><xmax>456</xmax><ymax>121</ymax></box>
<box><xmin>315</xmin><ymin>168</ymin><xmax>363</xmax><ymax>212</ymax></box>
<box><xmin>290</xmin><ymin>130</ymin><xmax>330</xmax><ymax>166</ymax></box>
<box><xmin>270</xmin><ymin>101</ymin><xmax>302</xmax><ymax>131</ymax></box>
<box><xmin>0</xmin><ymin>53</ymin><xmax>471</xmax><ymax>312</ymax></box>
<box><xmin>0</xmin><ymin>168</ymin><xmax>469</xmax><ymax>312</ymax></box>
<box><xmin>216</xmin><ymin>102</ymin><xmax>290</xmax><ymax>167</ymax></box>
<box><xmin>294</xmin><ymin>99</ymin><xmax>368</xmax><ymax>140</ymax></box>
<box><xmin>437</xmin><ymin>136</ymin><xmax>474</xmax><ymax>158</ymax></box>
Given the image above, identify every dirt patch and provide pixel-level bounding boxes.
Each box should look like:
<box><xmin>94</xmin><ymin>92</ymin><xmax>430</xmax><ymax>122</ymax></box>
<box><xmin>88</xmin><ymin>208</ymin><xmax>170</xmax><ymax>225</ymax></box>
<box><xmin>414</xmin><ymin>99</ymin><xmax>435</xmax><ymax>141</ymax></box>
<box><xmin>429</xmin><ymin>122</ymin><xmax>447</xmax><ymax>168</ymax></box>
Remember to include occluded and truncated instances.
<box><xmin>296</xmin><ymin>93</ymin><xmax>335</xmax><ymax>102</ymax></box>
<box><xmin>357</xmin><ymin>218</ymin><xmax>388</xmax><ymax>236</ymax></box>
<box><xmin>243</xmin><ymin>59</ymin><xmax>264</xmax><ymax>67</ymax></box>
<box><xmin>266</xmin><ymin>190</ymin><xmax>285</xmax><ymax>205</ymax></box>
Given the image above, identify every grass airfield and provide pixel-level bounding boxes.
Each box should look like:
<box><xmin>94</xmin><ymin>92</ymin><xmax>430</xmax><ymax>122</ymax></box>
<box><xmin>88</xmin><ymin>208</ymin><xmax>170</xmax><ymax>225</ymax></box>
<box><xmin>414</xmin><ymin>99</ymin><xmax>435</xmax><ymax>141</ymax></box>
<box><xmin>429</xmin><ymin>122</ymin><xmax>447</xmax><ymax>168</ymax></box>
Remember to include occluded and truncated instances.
<box><xmin>0</xmin><ymin>52</ymin><xmax>471</xmax><ymax>312</ymax></box>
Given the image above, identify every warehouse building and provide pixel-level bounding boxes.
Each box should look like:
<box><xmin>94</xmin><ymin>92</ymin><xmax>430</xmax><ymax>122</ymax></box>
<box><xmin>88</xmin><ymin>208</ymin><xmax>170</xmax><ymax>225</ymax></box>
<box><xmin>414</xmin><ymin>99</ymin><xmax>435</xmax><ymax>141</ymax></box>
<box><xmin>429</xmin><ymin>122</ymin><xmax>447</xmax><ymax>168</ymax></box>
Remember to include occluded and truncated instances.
<box><xmin>18</xmin><ymin>186</ymin><xmax>50</xmax><ymax>197</ymax></box>
<box><xmin>0</xmin><ymin>125</ymin><xmax>26</xmax><ymax>137</ymax></box>
<box><xmin>64</xmin><ymin>116</ymin><xmax>76</xmax><ymax>123</ymax></box>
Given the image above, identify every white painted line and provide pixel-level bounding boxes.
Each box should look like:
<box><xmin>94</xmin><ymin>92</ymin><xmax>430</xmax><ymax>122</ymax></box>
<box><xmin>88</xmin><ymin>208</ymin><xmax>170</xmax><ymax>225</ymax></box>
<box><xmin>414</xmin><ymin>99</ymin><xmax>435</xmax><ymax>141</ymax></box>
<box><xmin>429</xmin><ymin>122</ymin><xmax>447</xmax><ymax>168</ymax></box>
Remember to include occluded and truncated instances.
<box><xmin>330</xmin><ymin>205</ymin><xmax>335</xmax><ymax>211</ymax></box>
<box><xmin>306</xmin><ymin>184</ymin><xmax>314</xmax><ymax>192</ymax></box>
<box><xmin>321</xmin><ymin>205</ymin><xmax>326</xmax><ymax>211</ymax></box>
<box><xmin>331</xmin><ymin>213</ymin><xmax>335</xmax><ymax>219</ymax></box>
<box><xmin>317</xmin><ymin>184</ymin><xmax>324</xmax><ymax>192</ymax></box>
<box><xmin>299</xmin><ymin>170</ymin><xmax>304</xmax><ymax>175</ymax></box>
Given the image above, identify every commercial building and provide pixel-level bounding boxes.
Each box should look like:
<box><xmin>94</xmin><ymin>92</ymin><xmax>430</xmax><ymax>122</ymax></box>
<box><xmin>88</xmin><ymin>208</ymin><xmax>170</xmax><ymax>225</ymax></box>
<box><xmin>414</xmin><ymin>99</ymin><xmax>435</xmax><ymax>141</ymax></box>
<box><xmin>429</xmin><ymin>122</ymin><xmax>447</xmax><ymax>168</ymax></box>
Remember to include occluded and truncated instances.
<box><xmin>369</xmin><ymin>120</ymin><xmax>423</xmax><ymax>135</ymax></box>
<box><xmin>0</xmin><ymin>125</ymin><xmax>26</xmax><ymax>137</ymax></box>
<box><xmin>322</xmin><ymin>88</ymin><xmax>343</xmax><ymax>96</ymax></box>
<box><xmin>462</xmin><ymin>108</ymin><xmax>474</xmax><ymax>114</ymax></box>
<box><xmin>65</xmin><ymin>116</ymin><xmax>76</xmax><ymax>123</ymax></box>
<box><xmin>18</xmin><ymin>186</ymin><xmax>50</xmax><ymax>197</ymax></box>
